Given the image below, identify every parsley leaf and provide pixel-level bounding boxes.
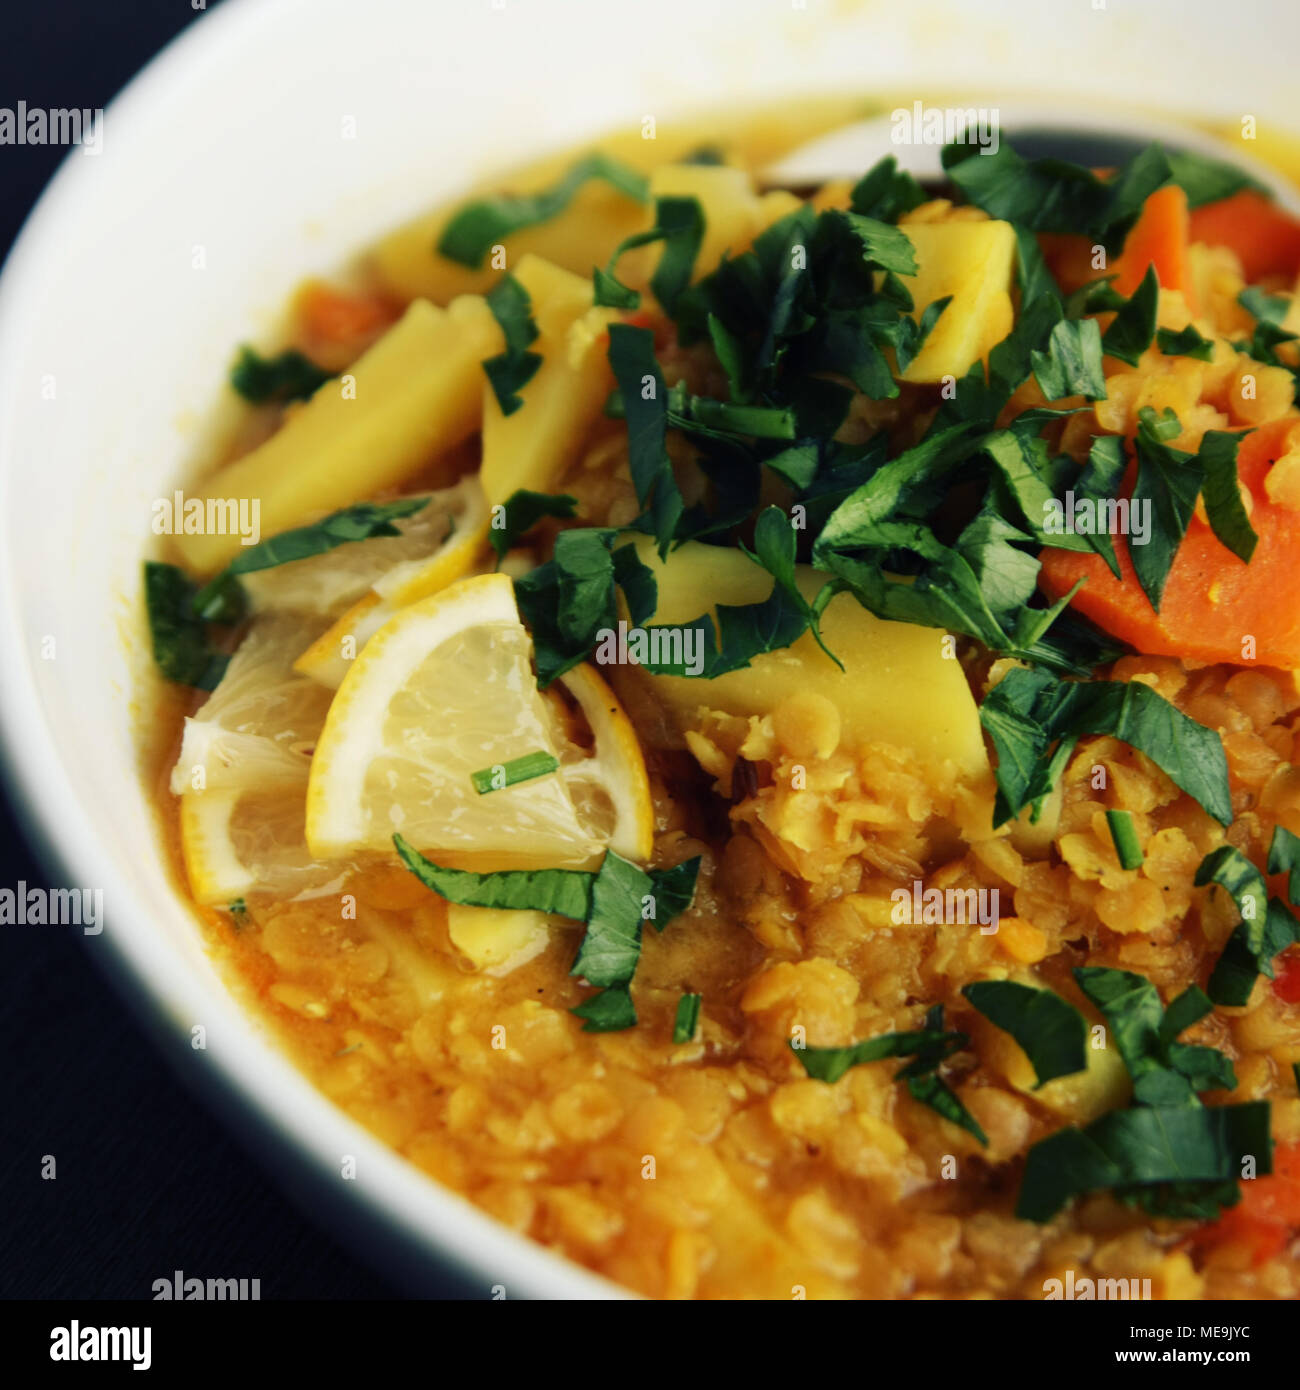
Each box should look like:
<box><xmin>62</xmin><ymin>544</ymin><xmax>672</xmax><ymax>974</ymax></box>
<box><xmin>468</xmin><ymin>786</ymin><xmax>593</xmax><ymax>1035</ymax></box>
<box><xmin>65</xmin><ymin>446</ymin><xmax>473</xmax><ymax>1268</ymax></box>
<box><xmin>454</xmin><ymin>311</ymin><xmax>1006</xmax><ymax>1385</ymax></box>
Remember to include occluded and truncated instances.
<box><xmin>1129</xmin><ymin>406</ymin><xmax>1203</xmax><ymax>611</ymax></box>
<box><xmin>488</xmin><ymin>490</ymin><xmax>577</xmax><ymax>561</ymax></box>
<box><xmin>1156</xmin><ymin>323</ymin><xmax>1215</xmax><ymax>361</ymax></box>
<box><xmin>1100</xmin><ymin>264</ymin><xmax>1158</xmax><ymax>366</ymax></box>
<box><xmin>229</xmin><ymin>345</ymin><xmax>331</xmax><ymax>404</ymax></box>
<box><xmin>606</xmin><ymin>323</ymin><xmax>684</xmax><ymax>553</ymax></box>
<box><xmin>188</xmin><ymin>497</ymin><xmax>430</xmax><ymax>617</ymax></box>
<box><xmin>482</xmin><ymin>274</ymin><xmax>542</xmax><ymax>416</ymax></box>
<box><xmin>962</xmin><ymin>981</ymin><xmax>1088</xmax><ymax>1087</ymax></box>
<box><xmin>793</xmin><ymin>1005</ymin><xmax>988</xmax><ymax>1144</ymax></box>
<box><xmin>1030</xmin><ymin>317</ymin><xmax>1106</xmax><ymax>401</ymax></box>
<box><xmin>392</xmin><ymin>832</ymin><xmax>593</xmax><ymax>919</ymax></box>
<box><xmin>1198</xmin><ymin>429</ymin><xmax>1258</xmax><ymax>563</ymax></box>
<box><xmin>437</xmin><ymin>152</ymin><xmax>649</xmax><ymax>268</ymax></box>
<box><xmin>1194</xmin><ymin>845</ymin><xmax>1300</xmax><ymax>1005</ymax></box>
<box><xmin>571</xmin><ymin>984</ymin><xmax>637</xmax><ymax>1033</ymax></box>
<box><xmin>941</xmin><ymin>141</ymin><xmax>1169</xmax><ymax>247</ymax></box>
<box><xmin>979</xmin><ymin>666</ymin><xmax>1232</xmax><ymax>828</ymax></box>
<box><xmin>1017</xmin><ymin>1100</ymin><xmax>1271</xmax><ymax>1222</ymax></box>
<box><xmin>143</xmin><ymin>561</ymin><xmax>231</xmax><ymax>691</ymax></box>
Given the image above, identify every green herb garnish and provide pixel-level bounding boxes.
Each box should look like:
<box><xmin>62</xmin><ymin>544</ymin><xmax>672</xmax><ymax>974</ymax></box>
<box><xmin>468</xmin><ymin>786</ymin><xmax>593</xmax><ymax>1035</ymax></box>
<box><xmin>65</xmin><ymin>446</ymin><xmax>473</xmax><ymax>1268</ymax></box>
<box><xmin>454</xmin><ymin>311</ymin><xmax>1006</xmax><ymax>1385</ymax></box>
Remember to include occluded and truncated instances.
<box><xmin>673</xmin><ymin>993</ymin><xmax>702</xmax><ymax>1043</ymax></box>
<box><xmin>488</xmin><ymin>490</ymin><xmax>578</xmax><ymax>561</ymax></box>
<box><xmin>143</xmin><ymin>561</ymin><xmax>231</xmax><ymax>691</ymax></box>
<box><xmin>482</xmin><ymin>274</ymin><xmax>542</xmax><ymax>416</ymax></box>
<box><xmin>1156</xmin><ymin>323</ymin><xmax>1216</xmax><ymax>361</ymax></box>
<box><xmin>230</xmin><ymin>346</ymin><xmax>332</xmax><ymax>404</ymax></box>
<box><xmin>470</xmin><ymin>751</ymin><xmax>560</xmax><ymax>795</ymax></box>
<box><xmin>793</xmin><ymin>1005</ymin><xmax>988</xmax><ymax>1144</ymax></box>
<box><xmin>961</xmin><ymin>981</ymin><xmax>1088</xmax><ymax>1086</ymax></box>
<box><xmin>393</xmin><ymin>835</ymin><xmax>700</xmax><ymax>1033</ymax></box>
<box><xmin>1106</xmin><ymin>809</ymin><xmax>1144</xmax><ymax>870</ymax></box>
<box><xmin>1016</xmin><ymin>966</ymin><xmax>1263</xmax><ymax>1221</ymax></box>
<box><xmin>437</xmin><ymin>152</ymin><xmax>649</xmax><ymax>268</ymax></box>
<box><xmin>979</xmin><ymin>665</ymin><xmax>1232</xmax><ymax>828</ymax></box>
<box><xmin>1195</xmin><ymin>841</ymin><xmax>1300</xmax><ymax>1005</ymax></box>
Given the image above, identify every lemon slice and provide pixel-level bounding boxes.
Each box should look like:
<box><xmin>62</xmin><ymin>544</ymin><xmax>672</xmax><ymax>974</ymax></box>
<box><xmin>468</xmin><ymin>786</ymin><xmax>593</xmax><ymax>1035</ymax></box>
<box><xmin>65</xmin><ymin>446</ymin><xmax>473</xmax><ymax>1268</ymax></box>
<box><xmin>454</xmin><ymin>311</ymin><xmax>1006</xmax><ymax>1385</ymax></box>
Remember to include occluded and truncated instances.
<box><xmin>304</xmin><ymin>572</ymin><xmax>653</xmax><ymax>870</ymax></box>
<box><xmin>552</xmin><ymin>660</ymin><xmax>654</xmax><ymax>863</ymax></box>
<box><xmin>293</xmin><ymin>476</ymin><xmax>490</xmax><ymax>687</ymax></box>
<box><xmin>169</xmin><ymin>615</ymin><xmax>332</xmax><ymax>794</ymax></box>
<box><xmin>240</xmin><ymin>479</ymin><xmax>482</xmax><ymax>619</ymax></box>
<box><xmin>171</xmin><ymin>614</ymin><xmax>345</xmax><ymax>904</ymax></box>
<box><xmin>180</xmin><ymin>785</ymin><xmax>349</xmax><ymax>905</ymax></box>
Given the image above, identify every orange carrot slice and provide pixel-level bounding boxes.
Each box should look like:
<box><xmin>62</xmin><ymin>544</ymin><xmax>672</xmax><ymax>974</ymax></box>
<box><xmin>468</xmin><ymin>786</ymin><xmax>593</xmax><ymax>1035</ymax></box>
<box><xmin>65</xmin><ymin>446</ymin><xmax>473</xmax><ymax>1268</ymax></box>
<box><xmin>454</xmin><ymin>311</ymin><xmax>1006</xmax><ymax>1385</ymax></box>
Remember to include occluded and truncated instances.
<box><xmin>1197</xmin><ymin>1142</ymin><xmax>1300</xmax><ymax>1266</ymax></box>
<box><xmin>1189</xmin><ymin>190</ymin><xmax>1300</xmax><ymax>283</ymax></box>
<box><xmin>1039</xmin><ymin>418</ymin><xmax>1300</xmax><ymax>667</ymax></box>
<box><xmin>1113</xmin><ymin>184</ymin><xmax>1195</xmax><ymax>313</ymax></box>
<box><xmin>297</xmin><ymin>280</ymin><xmax>396</xmax><ymax>344</ymax></box>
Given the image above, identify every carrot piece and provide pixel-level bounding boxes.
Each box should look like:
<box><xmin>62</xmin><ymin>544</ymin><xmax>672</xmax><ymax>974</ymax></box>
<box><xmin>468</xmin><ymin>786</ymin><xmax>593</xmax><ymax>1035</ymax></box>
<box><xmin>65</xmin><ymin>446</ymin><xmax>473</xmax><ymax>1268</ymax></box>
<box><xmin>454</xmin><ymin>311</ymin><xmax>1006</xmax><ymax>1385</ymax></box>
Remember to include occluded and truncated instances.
<box><xmin>1197</xmin><ymin>1142</ymin><xmax>1300</xmax><ymax>1266</ymax></box>
<box><xmin>1113</xmin><ymin>184</ymin><xmax>1196</xmax><ymax>311</ymax></box>
<box><xmin>1189</xmin><ymin>190</ymin><xmax>1300</xmax><ymax>283</ymax></box>
<box><xmin>1273</xmin><ymin>947</ymin><xmax>1300</xmax><ymax>1004</ymax></box>
<box><xmin>1038</xmin><ymin>418</ymin><xmax>1300</xmax><ymax>667</ymax></box>
<box><xmin>296</xmin><ymin>280</ymin><xmax>396</xmax><ymax>343</ymax></box>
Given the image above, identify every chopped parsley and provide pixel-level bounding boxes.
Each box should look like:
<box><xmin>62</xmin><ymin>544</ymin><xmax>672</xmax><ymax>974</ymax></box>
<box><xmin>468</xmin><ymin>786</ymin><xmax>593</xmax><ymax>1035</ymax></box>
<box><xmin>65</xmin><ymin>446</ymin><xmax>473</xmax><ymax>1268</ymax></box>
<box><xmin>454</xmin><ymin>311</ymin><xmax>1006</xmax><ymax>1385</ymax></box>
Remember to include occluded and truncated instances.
<box><xmin>393</xmin><ymin>834</ymin><xmax>700</xmax><ymax>1033</ymax></box>
<box><xmin>961</xmin><ymin>981</ymin><xmax>1088</xmax><ymax>1087</ymax></box>
<box><xmin>229</xmin><ymin>346</ymin><xmax>332</xmax><ymax>404</ymax></box>
<box><xmin>482</xmin><ymin>274</ymin><xmax>542</xmax><ymax>416</ymax></box>
<box><xmin>1017</xmin><ymin>966</ymin><xmax>1265</xmax><ymax>1221</ymax></box>
<box><xmin>488</xmin><ymin>489</ymin><xmax>577</xmax><ymax>561</ymax></box>
<box><xmin>1195</xmin><ymin>839</ymin><xmax>1300</xmax><ymax>1005</ymax></box>
<box><xmin>979</xmin><ymin>665</ymin><xmax>1232</xmax><ymax>829</ymax></box>
<box><xmin>437</xmin><ymin>152</ymin><xmax>649</xmax><ymax>268</ymax></box>
<box><xmin>793</xmin><ymin>1005</ymin><xmax>988</xmax><ymax>1144</ymax></box>
<box><xmin>144</xmin><ymin>561</ymin><xmax>231</xmax><ymax>691</ymax></box>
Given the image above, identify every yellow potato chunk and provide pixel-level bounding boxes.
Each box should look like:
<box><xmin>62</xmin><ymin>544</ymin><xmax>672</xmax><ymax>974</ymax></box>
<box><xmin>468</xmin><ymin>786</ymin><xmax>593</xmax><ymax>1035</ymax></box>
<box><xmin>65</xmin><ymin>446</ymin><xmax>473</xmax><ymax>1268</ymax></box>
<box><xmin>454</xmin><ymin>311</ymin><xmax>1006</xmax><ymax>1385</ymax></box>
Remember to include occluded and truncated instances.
<box><xmin>626</xmin><ymin>537</ymin><xmax>989</xmax><ymax>779</ymax></box>
<box><xmin>896</xmin><ymin>220</ymin><xmax>1017</xmax><ymax>384</ymax></box>
<box><xmin>446</xmin><ymin>903</ymin><xmax>552</xmax><ymax>977</ymax></box>
<box><xmin>174</xmin><ymin>298</ymin><xmax>501</xmax><ymax>575</ymax></box>
<box><xmin>480</xmin><ymin>255</ymin><xmax>617</xmax><ymax>506</ymax></box>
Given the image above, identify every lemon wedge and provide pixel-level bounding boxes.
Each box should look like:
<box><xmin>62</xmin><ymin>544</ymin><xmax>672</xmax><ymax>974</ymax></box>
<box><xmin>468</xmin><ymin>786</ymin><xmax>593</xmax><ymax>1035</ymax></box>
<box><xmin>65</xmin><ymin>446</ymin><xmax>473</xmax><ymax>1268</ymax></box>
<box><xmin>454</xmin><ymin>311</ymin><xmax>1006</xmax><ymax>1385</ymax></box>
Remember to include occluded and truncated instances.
<box><xmin>171</xmin><ymin>615</ymin><xmax>348</xmax><ymax>904</ymax></box>
<box><xmin>304</xmin><ymin>572</ymin><xmax>653</xmax><ymax>869</ymax></box>
<box><xmin>180</xmin><ymin>785</ymin><xmax>349</xmax><ymax>905</ymax></box>
<box><xmin>169</xmin><ymin>615</ymin><xmax>331</xmax><ymax>794</ymax></box>
<box><xmin>293</xmin><ymin>476</ymin><xmax>490</xmax><ymax>687</ymax></box>
<box><xmin>237</xmin><ymin>479</ymin><xmax>482</xmax><ymax>619</ymax></box>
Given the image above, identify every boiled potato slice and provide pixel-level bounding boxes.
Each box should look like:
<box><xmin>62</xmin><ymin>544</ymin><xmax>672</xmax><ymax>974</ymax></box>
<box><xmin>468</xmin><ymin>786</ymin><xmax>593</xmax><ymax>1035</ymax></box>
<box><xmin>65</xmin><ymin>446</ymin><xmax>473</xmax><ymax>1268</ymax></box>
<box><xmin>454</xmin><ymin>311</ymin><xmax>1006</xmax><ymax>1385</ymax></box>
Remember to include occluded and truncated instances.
<box><xmin>446</xmin><ymin>903</ymin><xmax>553</xmax><ymax>977</ymax></box>
<box><xmin>627</xmin><ymin>537</ymin><xmax>989</xmax><ymax>779</ymax></box>
<box><xmin>480</xmin><ymin>255</ymin><xmax>617</xmax><ymax>505</ymax></box>
<box><xmin>896</xmin><ymin>221</ymin><xmax>1017</xmax><ymax>384</ymax></box>
<box><xmin>174</xmin><ymin>297</ymin><xmax>501</xmax><ymax>575</ymax></box>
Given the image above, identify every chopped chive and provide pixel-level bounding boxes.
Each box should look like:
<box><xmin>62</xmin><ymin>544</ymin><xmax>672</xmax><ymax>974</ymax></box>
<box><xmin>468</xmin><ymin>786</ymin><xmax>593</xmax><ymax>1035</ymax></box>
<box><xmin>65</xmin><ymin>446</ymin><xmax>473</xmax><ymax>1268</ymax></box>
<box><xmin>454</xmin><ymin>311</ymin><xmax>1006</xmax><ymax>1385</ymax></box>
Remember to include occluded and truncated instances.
<box><xmin>1294</xmin><ymin>1061</ymin><xmax>1300</xmax><ymax>1093</ymax></box>
<box><xmin>1106</xmin><ymin>809</ymin><xmax>1144</xmax><ymax>870</ymax></box>
<box><xmin>470</xmin><ymin>750</ymin><xmax>560</xmax><ymax>795</ymax></box>
<box><xmin>673</xmin><ymin>993</ymin><xmax>702</xmax><ymax>1043</ymax></box>
<box><xmin>228</xmin><ymin>897</ymin><xmax>247</xmax><ymax>917</ymax></box>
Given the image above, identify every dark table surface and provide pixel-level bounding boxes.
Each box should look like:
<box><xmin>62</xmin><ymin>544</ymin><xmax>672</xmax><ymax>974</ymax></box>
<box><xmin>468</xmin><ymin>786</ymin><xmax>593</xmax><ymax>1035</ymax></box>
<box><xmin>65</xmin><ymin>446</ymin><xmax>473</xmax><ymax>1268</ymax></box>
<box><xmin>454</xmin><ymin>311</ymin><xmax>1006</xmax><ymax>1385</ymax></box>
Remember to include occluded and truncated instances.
<box><xmin>0</xmin><ymin>0</ymin><xmax>409</xmax><ymax>1301</ymax></box>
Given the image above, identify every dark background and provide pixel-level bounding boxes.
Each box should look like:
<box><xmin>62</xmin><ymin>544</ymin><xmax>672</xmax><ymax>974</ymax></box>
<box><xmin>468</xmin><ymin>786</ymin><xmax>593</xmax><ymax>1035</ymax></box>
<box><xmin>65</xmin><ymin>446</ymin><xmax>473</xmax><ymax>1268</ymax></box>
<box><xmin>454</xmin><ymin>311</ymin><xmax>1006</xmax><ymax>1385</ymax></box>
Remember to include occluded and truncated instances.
<box><xmin>0</xmin><ymin>0</ymin><xmax>407</xmax><ymax>1300</ymax></box>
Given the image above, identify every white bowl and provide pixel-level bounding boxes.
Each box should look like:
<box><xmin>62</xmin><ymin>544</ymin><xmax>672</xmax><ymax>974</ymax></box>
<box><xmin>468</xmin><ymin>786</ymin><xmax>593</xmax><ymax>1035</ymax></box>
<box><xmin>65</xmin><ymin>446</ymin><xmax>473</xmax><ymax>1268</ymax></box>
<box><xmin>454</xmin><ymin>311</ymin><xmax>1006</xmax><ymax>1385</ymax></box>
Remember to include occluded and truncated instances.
<box><xmin>0</xmin><ymin>0</ymin><xmax>1295</xmax><ymax>1299</ymax></box>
